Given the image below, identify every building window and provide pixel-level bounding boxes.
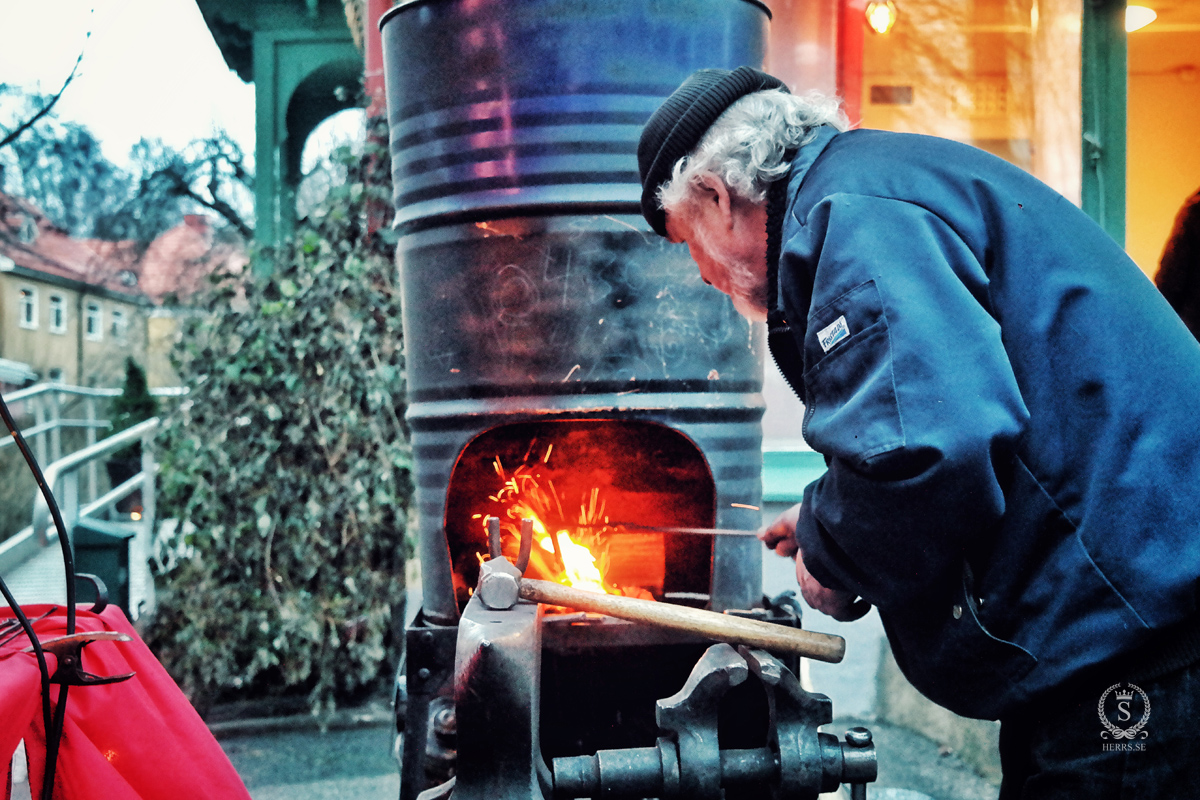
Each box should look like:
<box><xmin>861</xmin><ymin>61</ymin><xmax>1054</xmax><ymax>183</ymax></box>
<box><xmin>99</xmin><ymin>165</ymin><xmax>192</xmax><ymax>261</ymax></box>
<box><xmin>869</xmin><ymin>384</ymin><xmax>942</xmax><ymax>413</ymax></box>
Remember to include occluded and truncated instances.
<box><xmin>17</xmin><ymin>215</ymin><xmax>37</xmax><ymax>245</ymax></box>
<box><xmin>18</xmin><ymin>288</ymin><xmax>37</xmax><ymax>330</ymax></box>
<box><xmin>85</xmin><ymin>302</ymin><xmax>103</xmax><ymax>341</ymax></box>
<box><xmin>48</xmin><ymin>294</ymin><xmax>67</xmax><ymax>334</ymax></box>
<box><xmin>110</xmin><ymin>309</ymin><xmax>127</xmax><ymax>342</ymax></box>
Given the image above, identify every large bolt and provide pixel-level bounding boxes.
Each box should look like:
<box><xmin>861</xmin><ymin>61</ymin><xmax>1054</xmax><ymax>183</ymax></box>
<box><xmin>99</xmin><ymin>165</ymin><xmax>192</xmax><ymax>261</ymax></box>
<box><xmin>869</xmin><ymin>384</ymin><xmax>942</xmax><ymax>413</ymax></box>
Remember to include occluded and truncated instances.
<box><xmin>840</xmin><ymin>726</ymin><xmax>878</xmax><ymax>791</ymax></box>
<box><xmin>477</xmin><ymin>557</ymin><xmax>523</xmax><ymax>610</ymax></box>
<box><xmin>433</xmin><ymin>706</ymin><xmax>456</xmax><ymax>736</ymax></box>
<box><xmin>845</xmin><ymin>727</ymin><xmax>872</xmax><ymax>748</ymax></box>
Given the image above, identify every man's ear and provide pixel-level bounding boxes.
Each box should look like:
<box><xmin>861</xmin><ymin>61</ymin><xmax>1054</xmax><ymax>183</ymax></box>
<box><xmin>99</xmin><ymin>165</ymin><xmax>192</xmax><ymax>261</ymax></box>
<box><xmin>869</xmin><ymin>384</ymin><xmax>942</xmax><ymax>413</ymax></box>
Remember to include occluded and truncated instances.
<box><xmin>695</xmin><ymin>173</ymin><xmax>735</xmax><ymax>230</ymax></box>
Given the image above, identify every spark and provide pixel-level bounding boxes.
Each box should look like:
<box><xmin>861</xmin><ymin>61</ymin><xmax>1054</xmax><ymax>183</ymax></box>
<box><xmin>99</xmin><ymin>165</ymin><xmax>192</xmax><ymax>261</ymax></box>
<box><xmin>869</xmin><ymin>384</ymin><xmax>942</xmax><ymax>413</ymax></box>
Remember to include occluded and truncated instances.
<box><xmin>476</xmin><ymin>448</ymin><xmax>621</xmax><ymax>598</ymax></box>
<box><xmin>601</xmin><ymin>215</ymin><xmax>646</xmax><ymax>234</ymax></box>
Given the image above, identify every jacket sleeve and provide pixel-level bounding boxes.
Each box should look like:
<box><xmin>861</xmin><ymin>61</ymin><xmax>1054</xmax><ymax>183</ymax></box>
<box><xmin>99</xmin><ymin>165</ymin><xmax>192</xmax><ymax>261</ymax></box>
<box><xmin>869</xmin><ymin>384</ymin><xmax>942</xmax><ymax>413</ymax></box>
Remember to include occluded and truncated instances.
<box><xmin>787</xmin><ymin>193</ymin><xmax>1030</xmax><ymax>608</ymax></box>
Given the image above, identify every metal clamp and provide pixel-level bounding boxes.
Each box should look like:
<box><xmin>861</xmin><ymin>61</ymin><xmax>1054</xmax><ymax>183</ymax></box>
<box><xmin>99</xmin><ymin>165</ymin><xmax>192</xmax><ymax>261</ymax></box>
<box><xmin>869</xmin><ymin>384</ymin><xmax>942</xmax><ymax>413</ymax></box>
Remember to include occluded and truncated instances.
<box><xmin>25</xmin><ymin>631</ymin><xmax>135</xmax><ymax>686</ymax></box>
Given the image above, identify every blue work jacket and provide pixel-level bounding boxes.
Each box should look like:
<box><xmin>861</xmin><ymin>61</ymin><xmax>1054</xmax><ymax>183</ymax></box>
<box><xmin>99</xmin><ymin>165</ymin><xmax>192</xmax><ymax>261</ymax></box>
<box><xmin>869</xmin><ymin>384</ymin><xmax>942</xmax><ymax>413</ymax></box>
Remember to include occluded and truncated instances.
<box><xmin>778</xmin><ymin>127</ymin><xmax>1200</xmax><ymax>720</ymax></box>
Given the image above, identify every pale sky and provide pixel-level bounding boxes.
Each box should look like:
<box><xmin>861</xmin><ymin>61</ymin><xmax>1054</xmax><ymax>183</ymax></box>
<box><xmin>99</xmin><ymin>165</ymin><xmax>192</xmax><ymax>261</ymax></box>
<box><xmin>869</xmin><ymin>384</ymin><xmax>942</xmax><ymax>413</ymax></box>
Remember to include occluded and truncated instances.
<box><xmin>0</xmin><ymin>0</ymin><xmax>256</xmax><ymax>167</ymax></box>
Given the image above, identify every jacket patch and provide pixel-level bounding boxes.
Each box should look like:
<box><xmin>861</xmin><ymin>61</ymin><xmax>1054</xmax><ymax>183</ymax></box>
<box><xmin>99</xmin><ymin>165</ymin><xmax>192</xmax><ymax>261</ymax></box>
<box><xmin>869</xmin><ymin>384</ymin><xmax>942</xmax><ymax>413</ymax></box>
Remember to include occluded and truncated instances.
<box><xmin>818</xmin><ymin>315</ymin><xmax>850</xmax><ymax>353</ymax></box>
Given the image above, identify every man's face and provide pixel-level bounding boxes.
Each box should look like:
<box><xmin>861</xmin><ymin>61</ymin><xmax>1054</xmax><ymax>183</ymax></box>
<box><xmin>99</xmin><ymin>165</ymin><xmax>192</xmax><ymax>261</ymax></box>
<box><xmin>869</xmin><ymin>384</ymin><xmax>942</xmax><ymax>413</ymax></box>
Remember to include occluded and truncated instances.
<box><xmin>664</xmin><ymin>187</ymin><xmax>769</xmax><ymax>322</ymax></box>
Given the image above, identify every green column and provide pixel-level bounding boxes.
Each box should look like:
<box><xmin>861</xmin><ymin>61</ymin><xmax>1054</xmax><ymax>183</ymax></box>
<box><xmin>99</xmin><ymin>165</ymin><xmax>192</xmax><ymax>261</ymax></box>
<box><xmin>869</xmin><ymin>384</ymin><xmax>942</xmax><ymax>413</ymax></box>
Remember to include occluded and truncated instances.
<box><xmin>1081</xmin><ymin>0</ymin><xmax>1127</xmax><ymax>245</ymax></box>
<box><xmin>253</xmin><ymin>31</ymin><xmax>280</xmax><ymax>263</ymax></box>
<box><xmin>252</xmin><ymin>29</ymin><xmax>361</xmax><ymax>273</ymax></box>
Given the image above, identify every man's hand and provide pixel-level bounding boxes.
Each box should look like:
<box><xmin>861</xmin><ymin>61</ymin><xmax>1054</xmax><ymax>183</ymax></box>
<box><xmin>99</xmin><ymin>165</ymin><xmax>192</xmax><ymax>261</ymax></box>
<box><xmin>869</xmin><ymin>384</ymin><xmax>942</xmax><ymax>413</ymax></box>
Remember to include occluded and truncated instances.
<box><xmin>794</xmin><ymin>550</ymin><xmax>872</xmax><ymax>621</ymax></box>
<box><xmin>759</xmin><ymin>502</ymin><xmax>802</xmax><ymax>557</ymax></box>
<box><xmin>759</xmin><ymin>503</ymin><xmax>872</xmax><ymax>622</ymax></box>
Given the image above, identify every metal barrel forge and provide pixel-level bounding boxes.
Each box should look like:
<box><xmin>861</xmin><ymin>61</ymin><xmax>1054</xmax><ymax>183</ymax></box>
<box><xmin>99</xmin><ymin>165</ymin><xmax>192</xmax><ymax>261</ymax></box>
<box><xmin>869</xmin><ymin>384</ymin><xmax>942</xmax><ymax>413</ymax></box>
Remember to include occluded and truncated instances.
<box><xmin>380</xmin><ymin>2</ymin><xmax>877</xmax><ymax>798</ymax></box>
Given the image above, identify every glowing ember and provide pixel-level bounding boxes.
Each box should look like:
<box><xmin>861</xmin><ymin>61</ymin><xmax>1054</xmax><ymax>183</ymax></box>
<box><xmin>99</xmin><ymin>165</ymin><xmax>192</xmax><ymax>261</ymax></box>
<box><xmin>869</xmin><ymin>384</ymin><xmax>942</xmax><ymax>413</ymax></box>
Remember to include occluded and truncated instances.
<box><xmin>540</xmin><ymin>532</ymin><xmax>607</xmax><ymax>594</ymax></box>
<box><xmin>480</xmin><ymin>447</ymin><xmax>638</xmax><ymax>599</ymax></box>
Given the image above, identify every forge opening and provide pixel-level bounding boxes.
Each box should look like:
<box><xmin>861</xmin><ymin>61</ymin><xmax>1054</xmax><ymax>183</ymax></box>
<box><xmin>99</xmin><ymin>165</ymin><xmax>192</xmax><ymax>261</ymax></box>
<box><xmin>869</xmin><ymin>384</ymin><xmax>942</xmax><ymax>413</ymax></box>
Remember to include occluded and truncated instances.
<box><xmin>444</xmin><ymin>420</ymin><xmax>716</xmax><ymax>611</ymax></box>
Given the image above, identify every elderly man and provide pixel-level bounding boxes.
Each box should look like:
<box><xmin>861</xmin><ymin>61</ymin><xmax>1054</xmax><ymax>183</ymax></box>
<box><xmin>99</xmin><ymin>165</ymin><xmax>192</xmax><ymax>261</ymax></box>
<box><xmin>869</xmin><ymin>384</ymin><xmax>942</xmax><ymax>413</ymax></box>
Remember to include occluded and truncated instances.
<box><xmin>638</xmin><ymin>67</ymin><xmax>1200</xmax><ymax>797</ymax></box>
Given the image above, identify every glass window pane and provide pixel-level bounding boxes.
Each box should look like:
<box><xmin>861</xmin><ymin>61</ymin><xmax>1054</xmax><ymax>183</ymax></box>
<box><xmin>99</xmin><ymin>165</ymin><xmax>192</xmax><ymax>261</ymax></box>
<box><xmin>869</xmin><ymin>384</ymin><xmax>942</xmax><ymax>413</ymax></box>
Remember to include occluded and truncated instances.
<box><xmin>857</xmin><ymin>0</ymin><xmax>1082</xmax><ymax>204</ymax></box>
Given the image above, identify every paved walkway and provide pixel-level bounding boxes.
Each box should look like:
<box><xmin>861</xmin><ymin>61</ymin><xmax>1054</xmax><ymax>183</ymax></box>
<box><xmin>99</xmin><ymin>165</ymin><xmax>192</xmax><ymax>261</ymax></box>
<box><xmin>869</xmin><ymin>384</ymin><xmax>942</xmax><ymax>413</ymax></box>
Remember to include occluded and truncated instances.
<box><xmin>218</xmin><ymin>722</ymin><xmax>400</xmax><ymax>800</ymax></box>
<box><xmin>1</xmin><ymin>534</ymin><xmax>68</xmax><ymax>605</ymax></box>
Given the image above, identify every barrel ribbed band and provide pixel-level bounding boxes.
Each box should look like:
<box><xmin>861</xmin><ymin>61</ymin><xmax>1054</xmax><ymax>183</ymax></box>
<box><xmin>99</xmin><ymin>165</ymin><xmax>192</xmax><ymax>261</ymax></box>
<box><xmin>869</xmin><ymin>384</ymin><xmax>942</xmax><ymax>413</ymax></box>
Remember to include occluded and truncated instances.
<box><xmin>638</xmin><ymin>66</ymin><xmax>787</xmax><ymax>237</ymax></box>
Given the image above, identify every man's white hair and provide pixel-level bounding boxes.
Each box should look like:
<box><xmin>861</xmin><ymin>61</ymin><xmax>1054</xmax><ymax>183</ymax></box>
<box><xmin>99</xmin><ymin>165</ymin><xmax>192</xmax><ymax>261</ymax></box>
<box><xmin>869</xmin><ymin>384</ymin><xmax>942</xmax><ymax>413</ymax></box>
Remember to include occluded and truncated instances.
<box><xmin>657</xmin><ymin>89</ymin><xmax>849</xmax><ymax>214</ymax></box>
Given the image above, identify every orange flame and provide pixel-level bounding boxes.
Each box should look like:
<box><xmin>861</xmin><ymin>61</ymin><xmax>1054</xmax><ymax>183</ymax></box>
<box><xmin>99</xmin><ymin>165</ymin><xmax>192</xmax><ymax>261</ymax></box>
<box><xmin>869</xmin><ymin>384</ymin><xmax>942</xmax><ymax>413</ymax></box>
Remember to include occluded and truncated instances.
<box><xmin>482</xmin><ymin>449</ymin><xmax>620</xmax><ymax>596</ymax></box>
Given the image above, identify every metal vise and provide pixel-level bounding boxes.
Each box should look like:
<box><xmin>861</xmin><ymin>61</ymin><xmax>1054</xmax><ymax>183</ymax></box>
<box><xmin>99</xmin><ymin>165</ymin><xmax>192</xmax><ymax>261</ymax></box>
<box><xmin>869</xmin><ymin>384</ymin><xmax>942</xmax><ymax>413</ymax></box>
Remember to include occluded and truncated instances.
<box><xmin>441</xmin><ymin>519</ymin><xmax>877</xmax><ymax>800</ymax></box>
<box><xmin>552</xmin><ymin>643</ymin><xmax>877</xmax><ymax>800</ymax></box>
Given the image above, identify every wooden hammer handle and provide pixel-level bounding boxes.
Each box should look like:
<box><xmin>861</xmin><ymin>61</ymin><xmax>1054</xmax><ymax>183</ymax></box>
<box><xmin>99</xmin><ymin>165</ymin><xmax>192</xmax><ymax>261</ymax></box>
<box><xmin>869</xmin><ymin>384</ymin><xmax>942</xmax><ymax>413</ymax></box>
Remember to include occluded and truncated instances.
<box><xmin>519</xmin><ymin>579</ymin><xmax>845</xmax><ymax>663</ymax></box>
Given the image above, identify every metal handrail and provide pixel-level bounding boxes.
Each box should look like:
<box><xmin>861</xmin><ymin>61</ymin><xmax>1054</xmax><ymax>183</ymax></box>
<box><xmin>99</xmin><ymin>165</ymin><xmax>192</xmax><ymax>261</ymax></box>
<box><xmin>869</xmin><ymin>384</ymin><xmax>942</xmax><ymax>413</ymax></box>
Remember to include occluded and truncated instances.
<box><xmin>1</xmin><ymin>384</ymin><xmax>187</xmax><ymax>403</ymax></box>
<box><xmin>1</xmin><ymin>383</ymin><xmax>184</xmax><ymax>402</ymax></box>
<box><xmin>0</xmin><ymin>419</ymin><xmax>112</xmax><ymax>450</ymax></box>
<box><xmin>0</xmin><ymin>383</ymin><xmax>184</xmax><ymax>512</ymax></box>
<box><xmin>31</xmin><ymin>417</ymin><xmax>160</xmax><ymax>542</ymax></box>
<box><xmin>2</xmin><ymin>384</ymin><xmax>120</xmax><ymax>403</ymax></box>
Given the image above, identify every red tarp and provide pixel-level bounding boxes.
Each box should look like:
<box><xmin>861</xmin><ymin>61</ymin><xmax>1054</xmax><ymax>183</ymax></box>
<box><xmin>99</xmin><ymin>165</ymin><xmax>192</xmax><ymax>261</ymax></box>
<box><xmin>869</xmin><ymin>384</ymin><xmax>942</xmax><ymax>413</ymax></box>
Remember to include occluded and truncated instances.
<box><xmin>1</xmin><ymin>604</ymin><xmax>250</xmax><ymax>799</ymax></box>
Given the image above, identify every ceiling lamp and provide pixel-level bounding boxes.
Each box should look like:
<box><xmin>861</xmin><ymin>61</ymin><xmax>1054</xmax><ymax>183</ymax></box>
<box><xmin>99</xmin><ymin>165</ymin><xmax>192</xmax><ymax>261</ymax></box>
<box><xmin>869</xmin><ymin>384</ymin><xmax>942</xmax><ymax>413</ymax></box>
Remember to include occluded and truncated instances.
<box><xmin>866</xmin><ymin>0</ymin><xmax>898</xmax><ymax>34</ymax></box>
<box><xmin>1126</xmin><ymin>5</ymin><xmax>1157</xmax><ymax>32</ymax></box>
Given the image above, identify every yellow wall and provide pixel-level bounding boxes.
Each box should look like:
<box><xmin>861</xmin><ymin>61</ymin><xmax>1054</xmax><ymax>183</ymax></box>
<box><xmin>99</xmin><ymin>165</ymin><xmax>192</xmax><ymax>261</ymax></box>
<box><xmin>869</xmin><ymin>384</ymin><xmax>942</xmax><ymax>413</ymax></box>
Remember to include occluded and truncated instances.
<box><xmin>0</xmin><ymin>272</ymin><xmax>149</xmax><ymax>388</ymax></box>
<box><xmin>1</xmin><ymin>274</ymin><xmax>77</xmax><ymax>377</ymax></box>
<box><xmin>146</xmin><ymin>311</ymin><xmax>182</xmax><ymax>388</ymax></box>
<box><xmin>1127</xmin><ymin>28</ymin><xmax>1200</xmax><ymax>278</ymax></box>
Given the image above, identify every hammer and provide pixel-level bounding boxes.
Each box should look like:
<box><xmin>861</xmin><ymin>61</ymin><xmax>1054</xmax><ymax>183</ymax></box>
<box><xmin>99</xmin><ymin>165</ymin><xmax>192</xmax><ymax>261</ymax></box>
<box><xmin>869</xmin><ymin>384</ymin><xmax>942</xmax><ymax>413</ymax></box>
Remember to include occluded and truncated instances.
<box><xmin>478</xmin><ymin>518</ymin><xmax>846</xmax><ymax>664</ymax></box>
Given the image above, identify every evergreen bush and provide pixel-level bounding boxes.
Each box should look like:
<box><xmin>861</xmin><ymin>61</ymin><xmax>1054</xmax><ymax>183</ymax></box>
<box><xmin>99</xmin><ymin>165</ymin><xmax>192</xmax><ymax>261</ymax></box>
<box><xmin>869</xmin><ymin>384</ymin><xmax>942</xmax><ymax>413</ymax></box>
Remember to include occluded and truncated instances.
<box><xmin>107</xmin><ymin>357</ymin><xmax>158</xmax><ymax>460</ymax></box>
<box><xmin>146</xmin><ymin>124</ymin><xmax>412</xmax><ymax>717</ymax></box>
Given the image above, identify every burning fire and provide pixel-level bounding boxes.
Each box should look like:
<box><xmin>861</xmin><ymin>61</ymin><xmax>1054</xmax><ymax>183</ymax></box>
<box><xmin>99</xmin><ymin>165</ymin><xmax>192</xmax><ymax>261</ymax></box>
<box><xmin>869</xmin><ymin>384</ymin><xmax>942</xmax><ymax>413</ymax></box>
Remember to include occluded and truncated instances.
<box><xmin>477</xmin><ymin>446</ymin><xmax>644</xmax><ymax>599</ymax></box>
<box><xmin>540</xmin><ymin>532</ymin><xmax>607</xmax><ymax>595</ymax></box>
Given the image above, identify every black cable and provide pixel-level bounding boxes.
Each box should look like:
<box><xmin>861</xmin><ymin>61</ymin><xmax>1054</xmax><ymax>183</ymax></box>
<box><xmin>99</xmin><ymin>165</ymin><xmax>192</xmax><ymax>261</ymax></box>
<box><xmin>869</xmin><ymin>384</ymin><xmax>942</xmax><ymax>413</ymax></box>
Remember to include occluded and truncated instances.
<box><xmin>0</xmin><ymin>575</ymin><xmax>53</xmax><ymax>751</ymax></box>
<box><xmin>0</xmin><ymin>390</ymin><xmax>77</xmax><ymax>799</ymax></box>
<box><xmin>0</xmin><ymin>392</ymin><xmax>76</xmax><ymax>631</ymax></box>
<box><xmin>41</xmin><ymin>683</ymin><xmax>69</xmax><ymax>799</ymax></box>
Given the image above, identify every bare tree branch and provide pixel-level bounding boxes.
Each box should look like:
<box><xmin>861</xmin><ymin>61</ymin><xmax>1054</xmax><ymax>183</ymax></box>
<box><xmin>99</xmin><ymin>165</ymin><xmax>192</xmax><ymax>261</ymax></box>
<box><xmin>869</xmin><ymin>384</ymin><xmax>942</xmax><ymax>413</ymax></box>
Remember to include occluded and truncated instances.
<box><xmin>0</xmin><ymin>41</ymin><xmax>87</xmax><ymax>151</ymax></box>
<box><xmin>171</xmin><ymin>174</ymin><xmax>254</xmax><ymax>240</ymax></box>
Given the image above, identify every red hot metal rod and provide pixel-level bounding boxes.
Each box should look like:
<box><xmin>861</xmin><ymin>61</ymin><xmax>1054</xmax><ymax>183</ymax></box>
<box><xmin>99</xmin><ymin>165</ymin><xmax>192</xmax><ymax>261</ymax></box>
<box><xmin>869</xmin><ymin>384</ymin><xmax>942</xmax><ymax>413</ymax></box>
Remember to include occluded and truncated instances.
<box><xmin>585</xmin><ymin>522</ymin><xmax>763</xmax><ymax>537</ymax></box>
<box><xmin>518</xmin><ymin>578</ymin><xmax>846</xmax><ymax>663</ymax></box>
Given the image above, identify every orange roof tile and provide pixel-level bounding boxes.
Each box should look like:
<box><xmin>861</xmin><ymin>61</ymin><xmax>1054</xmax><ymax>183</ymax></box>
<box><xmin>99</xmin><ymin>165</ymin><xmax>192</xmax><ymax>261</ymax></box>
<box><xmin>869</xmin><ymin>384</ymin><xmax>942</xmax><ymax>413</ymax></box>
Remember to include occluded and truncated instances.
<box><xmin>0</xmin><ymin>194</ymin><xmax>245</xmax><ymax>303</ymax></box>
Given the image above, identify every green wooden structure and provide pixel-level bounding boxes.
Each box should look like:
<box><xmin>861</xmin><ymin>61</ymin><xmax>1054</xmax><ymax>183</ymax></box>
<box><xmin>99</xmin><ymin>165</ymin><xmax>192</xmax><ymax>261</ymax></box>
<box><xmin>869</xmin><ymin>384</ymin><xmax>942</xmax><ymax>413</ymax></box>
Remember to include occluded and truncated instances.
<box><xmin>196</xmin><ymin>0</ymin><xmax>363</xmax><ymax>263</ymax></box>
<box><xmin>1082</xmin><ymin>0</ymin><xmax>1128</xmax><ymax>246</ymax></box>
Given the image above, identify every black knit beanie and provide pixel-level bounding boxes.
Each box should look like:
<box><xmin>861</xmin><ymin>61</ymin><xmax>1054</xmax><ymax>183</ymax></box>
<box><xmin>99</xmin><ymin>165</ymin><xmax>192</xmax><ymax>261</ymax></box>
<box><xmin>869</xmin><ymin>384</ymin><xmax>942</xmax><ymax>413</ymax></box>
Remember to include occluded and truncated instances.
<box><xmin>637</xmin><ymin>66</ymin><xmax>788</xmax><ymax>237</ymax></box>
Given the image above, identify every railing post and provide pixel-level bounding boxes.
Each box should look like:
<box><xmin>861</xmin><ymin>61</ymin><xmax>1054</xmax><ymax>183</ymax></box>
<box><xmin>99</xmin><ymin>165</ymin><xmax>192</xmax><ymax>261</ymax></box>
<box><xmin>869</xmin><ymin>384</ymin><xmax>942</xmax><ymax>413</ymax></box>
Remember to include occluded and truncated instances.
<box><xmin>141</xmin><ymin>428</ymin><xmax>156</xmax><ymax>543</ymax></box>
<box><xmin>28</xmin><ymin>414</ymin><xmax>161</xmax><ymax>548</ymax></box>
<box><xmin>85</xmin><ymin>395</ymin><xmax>99</xmax><ymax>502</ymax></box>
<box><xmin>62</xmin><ymin>471</ymin><xmax>79</xmax><ymax>536</ymax></box>
<box><xmin>48</xmin><ymin>387</ymin><xmax>62</xmax><ymax>464</ymax></box>
<box><xmin>38</xmin><ymin>470</ymin><xmax>80</xmax><ymax>546</ymax></box>
<box><xmin>33</xmin><ymin>393</ymin><xmax>48</xmax><ymax>467</ymax></box>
